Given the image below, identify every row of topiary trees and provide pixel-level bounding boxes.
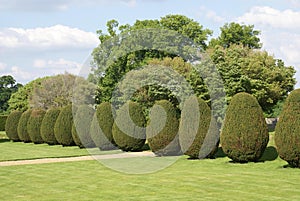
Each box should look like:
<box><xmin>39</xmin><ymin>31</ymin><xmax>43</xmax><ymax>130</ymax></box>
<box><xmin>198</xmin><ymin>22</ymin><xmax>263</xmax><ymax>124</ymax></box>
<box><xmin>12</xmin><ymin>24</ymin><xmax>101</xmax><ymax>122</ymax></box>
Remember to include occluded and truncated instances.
<box><xmin>4</xmin><ymin>89</ymin><xmax>300</xmax><ymax>167</ymax></box>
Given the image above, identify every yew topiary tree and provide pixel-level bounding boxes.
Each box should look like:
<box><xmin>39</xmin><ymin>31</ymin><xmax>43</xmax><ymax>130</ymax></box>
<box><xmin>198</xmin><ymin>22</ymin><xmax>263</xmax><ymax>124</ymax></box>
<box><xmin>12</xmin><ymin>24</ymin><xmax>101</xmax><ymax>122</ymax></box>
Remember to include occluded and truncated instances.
<box><xmin>17</xmin><ymin>110</ymin><xmax>32</xmax><ymax>142</ymax></box>
<box><xmin>90</xmin><ymin>102</ymin><xmax>117</xmax><ymax>150</ymax></box>
<box><xmin>220</xmin><ymin>92</ymin><xmax>269</xmax><ymax>162</ymax></box>
<box><xmin>275</xmin><ymin>89</ymin><xmax>300</xmax><ymax>167</ymax></box>
<box><xmin>146</xmin><ymin>100</ymin><xmax>181</xmax><ymax>156</ymax></box>
<box><xmin>40</xmin><ymin>108</ymin><xmax>60</xmax><ymax>145</ymax></box>
<box><xmin>5</xmin><ymin>111</ymin><xmax>22</xmax><ymax>141</ymax></box>
<box><xmin>54</xmin><ymin>105</ymin><xmax>75</xmax><ymax>146</ymax></box>
<box><xmin>179</xmin><ymin>96</ymin><xmax>219</xmax><ymax>159</ymax></box>
<box><xmin>27</xmin><ymin>109</ymin><xmax>46</xmax><ymax>144</ymax></box>
<box><xmin>72</xmin><ymin>105</ymin><xmax>95</xmax><ymax>148</ymax></box>
<box><xmin>112</xmin><ymin>101</ymin><xmax>146</xmax><ymax>152</ymax></box>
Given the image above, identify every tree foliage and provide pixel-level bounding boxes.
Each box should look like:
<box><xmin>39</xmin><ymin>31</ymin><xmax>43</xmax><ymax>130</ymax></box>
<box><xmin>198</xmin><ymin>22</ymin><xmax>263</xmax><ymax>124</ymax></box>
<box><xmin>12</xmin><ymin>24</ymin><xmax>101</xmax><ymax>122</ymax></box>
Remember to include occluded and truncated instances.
<box><xmin>5</xmin><ymin>111</ymin><xmax>22</xmax><ymax>141</ymax></box>
<box><xmin>0</xmin><ymin>75</ymin><xmax>22</xmax><ymax>114</ymax></box>
<box><xmin>40</xmin><ymin>108</ymin><xmax>60</xmax><ymax>145</ymax></box>
<box><xmin>27</xmin><ymin>109</ymin><xmax>46</xmax><ymax>144</ymax></box>
<box><xmin>220</xmin><ymin>92</ymin><xmax>269</xmax><ymax>162</ymax></box>
<box><xmin>207</xmin><ymin>44</ymin><xmax>296</xmax><ymax>116</ymax></box>
<box><xmin>29</xmin><ymin>73</ymin><xmax>96</xmax><ymax>110</ymax></box>
<box><xmin>275</xmin><ymin>89</ymin><xmax>300</xmax><ymax>167</ymax></box>
<box><xmin>17</xmin><ymin>110</ymin><xmax>32</xmax><ymax>142</ymax></box>
<box><xmin>179</xmin><ymin>96</ymin><xmax>219</xmax><ymax>159</ymax></box>
<box><xmin>112</xmin><ymin>101</ymin><xmax>146</xmax><ymax>152</ymax></box>
<box><xmin>146</xmin><ymin>100</ymin><xmax>181</xmax><ymax>156</ymax></box>
<box><xmin>209</xmin><ymin>22</ymin><xmax>261</xmax><ymax>49</ymax></box>
<box><xmin>92</xmin><ymin>14</ymin><xmax>212</xmax><ymax>104</ymax></box>
<box><xmin>90</xmin><ymin>102</ymin><xmax>117</xmax><ymax>150</ymax></box>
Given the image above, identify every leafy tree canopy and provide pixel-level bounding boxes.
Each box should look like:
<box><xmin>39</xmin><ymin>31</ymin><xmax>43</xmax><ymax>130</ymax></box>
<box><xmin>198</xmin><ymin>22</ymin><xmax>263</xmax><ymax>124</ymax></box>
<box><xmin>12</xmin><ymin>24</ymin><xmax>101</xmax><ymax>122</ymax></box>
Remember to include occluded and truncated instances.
<box><xmin>0</xmin><ymin>75</ymin><xmax>22</xmax><ymax>114</ymax></box>
<box><xmin>209</xmin><ymin>22</ymin><xmax>261</xmax><ymax>49</ymax></box>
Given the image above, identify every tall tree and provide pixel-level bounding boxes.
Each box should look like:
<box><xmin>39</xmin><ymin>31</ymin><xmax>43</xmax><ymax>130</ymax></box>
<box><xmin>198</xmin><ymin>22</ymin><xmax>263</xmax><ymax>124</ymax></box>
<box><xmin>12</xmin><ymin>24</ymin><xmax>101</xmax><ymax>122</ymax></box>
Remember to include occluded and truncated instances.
<box><xmin>207</xmin><ymin>44</ymin><xmax>296</xmax><ymax>116</ymax></box>
<box><xmin>209</xmin><ymin>22</ymin><xmax>261</xmax><ymax>49</ymax></box>
<box><xmin>0</xmin><ymin>75</ymin><xmax>22</xmax><ymax>114</ymax></box>
<box><xmin>91</xmin><ymin>14</ymin><xmax>212</xmax><ymax>104</ymax></box>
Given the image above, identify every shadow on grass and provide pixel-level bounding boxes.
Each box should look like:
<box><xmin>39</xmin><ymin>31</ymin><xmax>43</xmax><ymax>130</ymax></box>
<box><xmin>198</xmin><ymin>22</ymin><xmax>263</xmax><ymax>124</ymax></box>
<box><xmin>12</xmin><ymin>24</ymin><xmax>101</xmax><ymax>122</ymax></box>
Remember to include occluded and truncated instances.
<box><xmin>259</xmin><ymin>146</ymin><xmax>278</xmax><ymax>162</ymax></box>
<box><xmin>0</xmin><ymin>139</ymin><xmax>10</xmax><ymax>143</ymax></box>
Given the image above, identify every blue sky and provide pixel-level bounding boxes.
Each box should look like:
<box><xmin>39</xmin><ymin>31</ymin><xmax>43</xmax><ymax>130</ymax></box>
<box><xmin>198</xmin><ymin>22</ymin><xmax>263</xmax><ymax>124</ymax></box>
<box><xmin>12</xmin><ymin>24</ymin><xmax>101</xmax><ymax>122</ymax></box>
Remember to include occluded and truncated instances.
<box><xmin>1</xmin><ymin>0</ymin><xmax>300</xmax><ymax>87</ymax></box>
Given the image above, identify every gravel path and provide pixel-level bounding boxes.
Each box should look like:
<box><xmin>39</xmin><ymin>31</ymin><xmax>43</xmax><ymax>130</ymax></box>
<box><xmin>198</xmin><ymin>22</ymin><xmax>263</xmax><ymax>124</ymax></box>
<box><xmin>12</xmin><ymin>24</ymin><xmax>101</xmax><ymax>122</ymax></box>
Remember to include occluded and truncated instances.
<box><xmin>0</xmin><ymin>151</ymin><xmax>155</xmax><ymax>167</ymax></box>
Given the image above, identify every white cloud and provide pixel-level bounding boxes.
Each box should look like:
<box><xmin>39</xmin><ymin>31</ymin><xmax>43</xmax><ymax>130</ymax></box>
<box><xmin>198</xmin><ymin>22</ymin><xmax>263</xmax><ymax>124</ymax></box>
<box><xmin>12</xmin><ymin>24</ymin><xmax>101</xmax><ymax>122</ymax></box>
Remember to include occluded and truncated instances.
<box><xmin>0</xmin><ymin>25</ymin><xmax>99</xmax><ymax>51</ymax></box>
<box><xmin>33</xmin><ymin>58</ymin><xmax>82</xmax><ymax>75</ymax></box>
<box><xmin>237</xmin><ymin>6</ymin><xmax>300</xmax><ymax>29</ymax></box>
<box><xmin>0</xmin><ymin>62</ymin><xmax>7</xmax><ymax>71</ymax></box>
<box><xmin>199</xmin><ymin>6</ymin><xmax>225</xmax><ymax>23</ymax></box>
<box><xmin>0</xmin><ymin>64</ymin><xmax>35</xmax><ymax>83</ymax></box>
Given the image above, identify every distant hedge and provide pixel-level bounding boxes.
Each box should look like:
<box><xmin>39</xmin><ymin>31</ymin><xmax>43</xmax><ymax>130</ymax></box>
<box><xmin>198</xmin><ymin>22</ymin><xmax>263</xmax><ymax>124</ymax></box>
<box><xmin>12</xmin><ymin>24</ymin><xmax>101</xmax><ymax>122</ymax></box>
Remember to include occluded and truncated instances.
<box><xmin>17</xmin><ymin>110</ymin><xmax>32</xmax><ymax>142</ymax></box>
<box><xmin>54</xmin><ymin>105</ymin><xmax>75</xmax><ymax>146</ymax></box>
<box><xmin>0</xmin><ymin>115</ymin><xmax>8</xmax><ymax>131</ymax></box>
<box><xmin>41</xmin><ymin>108</ymin><xmax>60</xmax><ymax>145</ymax></box>
<box><xmin>112</xmin><ymin>101</ymin><xmax>146</xmax><ymax>152</ymax></box>
<box><xmin>221</xmin><ymin>92</ymin><xmax>269</xmax><ymax>162</ymax></box>
<box><xmin>72</xmin><ymin>105</ymin><xmax>95</xmax><ymax>148</ymax></box>
<box><xmin>275</xmin><ymin>89</ymin><xmax>300</xmax><ymax>167</ymax></box>
<box><xmin>5</xmin><ymin>111</ymin><xmax>22</xmax><ymax>141</ymax></box>
<box><xmin>90</xmin><ymin>102</ymin><xmax>117</xmax><ymax>150</ymax></box>
<box><xmin>27</xmin><ymin>109</ymin><xmax>46</xmax><ymax>144</ymax></box>
<box><xmin>147</xmin><ymin>100</ymin><xmax>181</xmax><ymax>156</ymax></box>
<box><xmin>179</xmin><ymin>96</ymin><xmax>219</xmax><ymax>159</ymax></box>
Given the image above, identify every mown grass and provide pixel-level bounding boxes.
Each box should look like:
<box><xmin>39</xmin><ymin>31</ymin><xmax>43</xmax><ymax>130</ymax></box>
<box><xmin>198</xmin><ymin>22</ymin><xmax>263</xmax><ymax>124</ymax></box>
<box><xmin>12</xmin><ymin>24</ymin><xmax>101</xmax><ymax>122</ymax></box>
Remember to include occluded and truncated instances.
<box><xmin>0</xmin><ymin>132</ymin><xmax>121</xmax><ymax>161</ymax></box>
<box><xmin>0</xmin><ymin>132</ymin><xmax>299</xmax><ymax>200</ymax></box>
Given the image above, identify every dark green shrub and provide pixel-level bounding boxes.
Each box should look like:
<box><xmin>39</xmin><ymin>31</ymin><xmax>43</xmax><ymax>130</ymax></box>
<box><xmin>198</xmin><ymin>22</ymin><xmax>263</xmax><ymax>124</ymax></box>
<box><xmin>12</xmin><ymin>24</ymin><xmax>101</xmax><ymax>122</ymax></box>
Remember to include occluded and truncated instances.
<box><xmin>90</xmin><ymin>102</ymin><xmax>117</xmax><ymax>150</ymax></box>
<box><xmin>0</xmin><ymin>115</ymin><xmax>8</xmax><ymax>131</ymax></box>
<box><xmin>220</xmin><ymin>92</ymin><xmax>269</xmax><ymax>162</ymax></box>
<box><xmin>146</xmin><ymin>100</ymin><xmax>181</xmax><ymax>156</ymax></box>
<box><xmin>54</xmin><ymin>105</ymin><xmax>75</xmax><ymax>146</ymax></box>
<box><xmin>72</xmin><ymin>105</ymin><xmax>96</xmax><ymax>148</ymax></box>
<box><xmin>112</xmin><ymin>101</ymin><xmax>146</xmax><ymax>152</ymax></box>
<box><xmin>17</xmin><ymin>110</ymin><xmax>32</xmax><ymax>142</ymax></box>
<box><xmin>40</xmin><ymin>108</ymin><xmax>60</xmax><ymax>145</ymax></box>
<box><xmin>179</xmin><ymin>96</ymin><xmax>219</xmax><ymax>159</ymax></box>
<box><xmin>5</xmin><ymin>111</ymin><xmax>22</xmax><ymax>141</ymax></box>
<box><xmin>27</xmin><ymin>109</ymin><xmax>46</xmax><ymax>144</ymax></box>
<box><xmin>275</xmin><ymin>89</ymin><xmax>300</xmax><ymax>167</ymax></box>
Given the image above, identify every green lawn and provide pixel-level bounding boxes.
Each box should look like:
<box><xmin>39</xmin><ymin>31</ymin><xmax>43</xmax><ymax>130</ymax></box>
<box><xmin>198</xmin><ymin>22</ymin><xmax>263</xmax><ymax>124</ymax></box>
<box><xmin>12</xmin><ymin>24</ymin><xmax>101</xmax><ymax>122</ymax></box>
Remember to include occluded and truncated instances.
<box><xmin>0</xmin><ymin>132</ymin><xmax>300</xmax><ymax>200</ymax></box>
<box><xmin>0</xmin><ymin>132</ymin><xmax>121</xmax><ymax>161</ymax></box>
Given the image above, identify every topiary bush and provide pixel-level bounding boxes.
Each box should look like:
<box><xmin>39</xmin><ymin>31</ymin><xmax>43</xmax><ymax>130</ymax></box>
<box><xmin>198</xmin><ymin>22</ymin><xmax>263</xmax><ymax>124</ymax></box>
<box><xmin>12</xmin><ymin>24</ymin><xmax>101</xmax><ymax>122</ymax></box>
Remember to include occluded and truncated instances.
<box><xmin>40</xmin><ymin>108</ymin><xmax>60</xmax><ymax>145</ymax></box>
<box><xmin>179</xmin><ymin>96</ymin><xmax>219</xmax><ymax>159</ymax></box>
<box><xmin>54</xmin><ymin>105</ymin><xmax>75</xmax><ymax>146</ymax></box>
<box><xmin>72</xmin><ymin>105</ymin><xmax>96</xmax><ymax>148</ymax></box>
<box><xmin>90</xmin><ymin>102</ymin><xmax>117</xmax><ymax>150</ymax></box>
<box><xmin>220</xmin><ymin>92</ymin><xmax>269</xmax><ymax>162</ymax></box>
<box><xmin>17</xmin><ymin>110</ymin><xmax>33</xmax><ymax>142</ymax></box>
<box><xmin>275</xmin><ymin>89</ymin><xmax>300</xmax><ymax>167</ymax></box>
<box><xmin>27</xmin><ymin>109</ymin><xmax>46</xmax><ymax>144</ymax></box>
<box><xmin>5</xmin><ymin>111</ymin><xmax>22</xmax><ymax>141</ymax></box>
<box><xmin>0</xmin><ymin>115</ymin><xmax>8</xmax><ymax>131</ymax></box>
<box><xmin>146</xmin><ymin>100</ymin><xmax>182</xmax><ymax>156</ymax></box>
<box><xmin>112</xmin><ymin>101</ymin><xmax>146</xmax><ymax>152</ymax></box>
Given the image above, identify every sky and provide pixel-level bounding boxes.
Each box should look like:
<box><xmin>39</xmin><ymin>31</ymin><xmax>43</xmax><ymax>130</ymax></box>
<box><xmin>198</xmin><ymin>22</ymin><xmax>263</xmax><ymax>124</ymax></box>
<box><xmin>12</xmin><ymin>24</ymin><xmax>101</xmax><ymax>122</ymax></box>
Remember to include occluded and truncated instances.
<box><xmin>1</xmin><ymin>0</ymin><xmax>300</xmax><ymax>88</ymax></box>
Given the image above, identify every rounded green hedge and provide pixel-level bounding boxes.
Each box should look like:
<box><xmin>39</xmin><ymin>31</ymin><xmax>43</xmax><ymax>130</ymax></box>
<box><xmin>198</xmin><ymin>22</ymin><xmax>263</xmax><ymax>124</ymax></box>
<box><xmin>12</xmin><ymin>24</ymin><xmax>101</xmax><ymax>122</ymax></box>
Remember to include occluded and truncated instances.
<box><xmin>90</xmin><ymin>102</ymin><xmax>117</xmax><ymax>150</ymax></box>
<box><xmin>146</xmin><ymin>100</ymin><xmax>181</xmax><ymax>156</ymax></box>
<box><xmin>27</xmin><ymin>109</ymin><xmax>46</xmax><ymax>144</ymax></box>
<box><xmin>40</xmin><ymin>108</ymin><xmax>60</xmax><ymax>145</ymax></box>
<box><xmin>112</xmin><ymin>101</ymin><xmax>146</xmax><ymax>152</ymax></box>
<box><xmin>0</xmin><ymin>115</ymin><xmax>8</xmax><ymax>131</ymax></box>
<box><xmin>72</xmin><ymin>105</ymin><xmax>95</xmax><ymax>148</ymax></box>
<box><xmin>5</xmin><ymin>111</ymin><xmax>22</xmax><ymax>141</ymax></box>
<box><xmin>54</xmin><ymin>105</ymin><xmax>75</xmax><ymax>146</ymax></box>
<box><xmin>220</xmin><ymin>92</ymin><xmax>269</xmax><ymax>162</ymax></box>
<box><xmin>275</xmin><ymin>89</ymin><xmax>300</xmax><ymax>167</ymax></box>
<box><xmin>17</xmin><ymin>110</ymin><xmax>32</xmax><ymax>142</ymax></box>
<box><xmin>179</xmin><ymin>96</ymin><xmax>219</xmax><ymax>159</ymax></box>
